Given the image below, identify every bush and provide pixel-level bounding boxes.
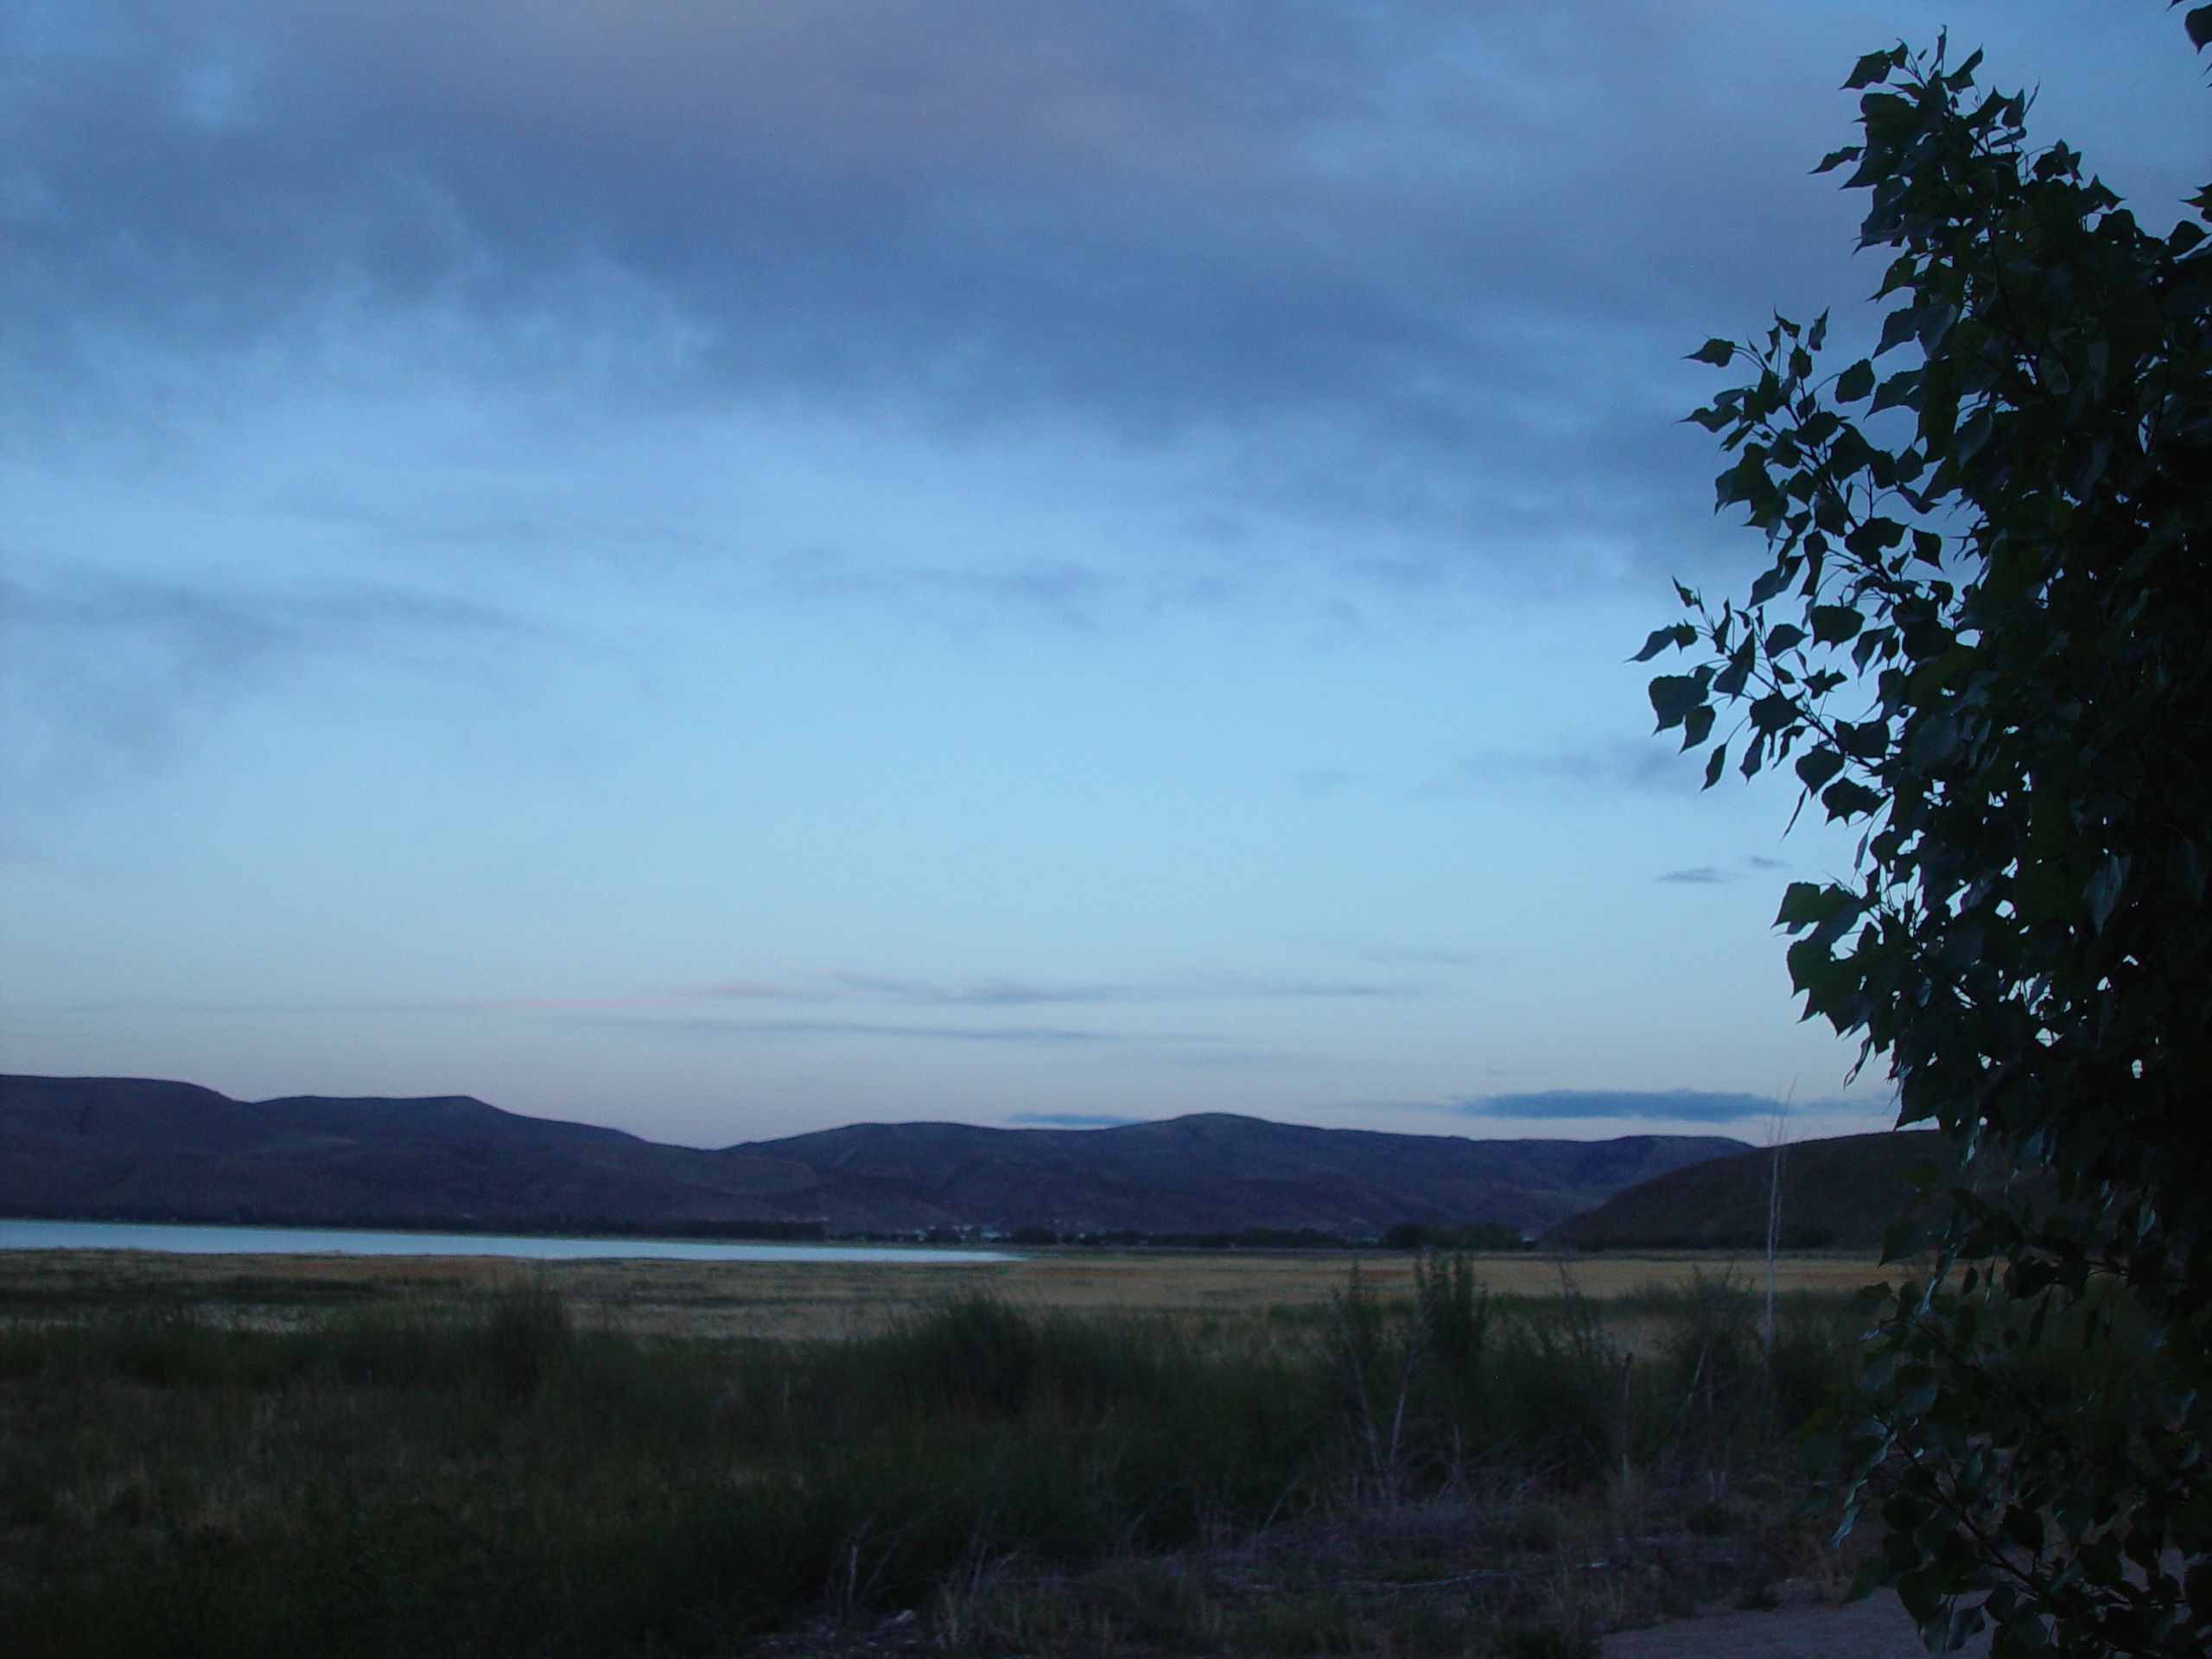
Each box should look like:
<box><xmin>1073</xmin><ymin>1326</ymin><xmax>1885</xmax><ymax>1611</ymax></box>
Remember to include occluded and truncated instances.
<box><xmin>0</xmin><ymin>1272</ymin><xmax>1882</xmax><ymax>1657</ymax></box>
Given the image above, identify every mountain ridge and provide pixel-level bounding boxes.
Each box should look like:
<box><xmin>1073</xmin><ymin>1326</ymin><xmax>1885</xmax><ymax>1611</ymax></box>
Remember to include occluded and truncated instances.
<box><xmin>0</xmin><ymin>1074</ymin><xmax>1747</xmax><ymax>1237</ymax></box>
<box><xmin>1544</xmin><ymin>1128</ymin><xmax>1955</xmax><ymax>1251</ymax></box>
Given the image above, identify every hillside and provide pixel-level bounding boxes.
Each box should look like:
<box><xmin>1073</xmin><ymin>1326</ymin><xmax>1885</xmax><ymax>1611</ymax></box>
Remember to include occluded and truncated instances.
<box><xmin>0</xmin><ymin>1075</ymin><xmax>835</xmax><ymax>1228</ymax></box>
<box><xmin>1544</xmin><ymin>1129</ymin><xmax>1954</xmax><ymax>1251</ymax></box>
<box><xmin>0</xmin><ymin>1075</ymin><xmax>1745</xmax><ymax>1237</ymax></box>
<box><xmin>746</xmin><ymin>1115</ymin><xmax>1747</xmax><ymax>1236</ymax></box>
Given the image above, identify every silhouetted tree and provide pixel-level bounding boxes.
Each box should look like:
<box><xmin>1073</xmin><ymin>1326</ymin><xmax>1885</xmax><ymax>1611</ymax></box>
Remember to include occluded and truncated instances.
<box><xmin>1645</xmin><ymin>11</ymin><xmax>2212</xmax><ymax>1653</ymax></box>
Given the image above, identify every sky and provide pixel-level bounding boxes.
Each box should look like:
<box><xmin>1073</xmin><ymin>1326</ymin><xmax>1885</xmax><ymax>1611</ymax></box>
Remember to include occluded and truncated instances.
<box><xmin>3</xmin><ymin>1</ymin><xmax>2204</xmax><ymax>1150</ymax></box>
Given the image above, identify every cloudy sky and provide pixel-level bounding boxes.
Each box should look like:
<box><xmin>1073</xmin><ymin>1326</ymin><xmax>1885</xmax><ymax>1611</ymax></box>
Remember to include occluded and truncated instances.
<box><xmin>3</xmin><ymin>1</ymin><xmax>2203</xmax><ymax>1148</ymax></box>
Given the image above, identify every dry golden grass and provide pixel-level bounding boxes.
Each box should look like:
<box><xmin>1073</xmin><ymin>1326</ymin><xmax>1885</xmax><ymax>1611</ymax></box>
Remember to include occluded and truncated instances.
<box><xmin>990</xmin><ymin>1248</ymin><xmax>1884</xmax><ymax>1316</ymax></box>
<box><xmin>0</xmin><ymin>1242</ymin><xmax>1885</xmax><ymax>1656</ymax></box>
<box><xmin>0</xmin><ymin>1244</ymin><xmax>1890</xmax><ymax>1340</ymax></box>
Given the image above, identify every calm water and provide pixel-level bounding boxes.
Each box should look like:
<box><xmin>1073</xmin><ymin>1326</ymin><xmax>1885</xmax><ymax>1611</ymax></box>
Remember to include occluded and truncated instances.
<box><xmin>0</xmin><ymin>1218</ymin><xmax>1011</xmax><ymax>1264</ymax></box>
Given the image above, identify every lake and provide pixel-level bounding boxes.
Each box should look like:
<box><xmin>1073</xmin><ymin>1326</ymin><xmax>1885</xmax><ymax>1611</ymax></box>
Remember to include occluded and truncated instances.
<box><xmin>0</xmin><ymin>1218</ymin><xmax>1012</xmax><ymax>1263</ymax></box>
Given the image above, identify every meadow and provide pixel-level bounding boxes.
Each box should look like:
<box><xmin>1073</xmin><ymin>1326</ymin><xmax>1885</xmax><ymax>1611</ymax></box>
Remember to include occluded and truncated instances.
<box><xmin>0</xmin><ymin>1248</ymin><xmax>1885</xmax><ymax>1659</ymax></box>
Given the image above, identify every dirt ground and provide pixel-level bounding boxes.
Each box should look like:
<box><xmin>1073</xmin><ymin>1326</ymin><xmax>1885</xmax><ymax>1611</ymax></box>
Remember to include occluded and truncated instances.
<box><xmin>785</xmin><ymin>1590</ymin><xmax>1991</xmax><ymax>1659</ymax></box>
<box><xmin>0</xmin><ymin>1243</ymin><xmax>1891</xmax><ymax>1339</ymax></box>
<box><xmin>1604</xmin><ymin>1591</ymin><xmax>1989</xmax><ymax>1657</ymax></box>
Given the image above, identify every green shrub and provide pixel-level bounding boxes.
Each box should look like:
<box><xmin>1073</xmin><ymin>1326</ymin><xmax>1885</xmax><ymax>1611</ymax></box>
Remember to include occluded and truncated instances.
<box><xmin>0</xmin><ymin>1271</ymin><xmax>1910</xmax><ymax>1657</ymax></box>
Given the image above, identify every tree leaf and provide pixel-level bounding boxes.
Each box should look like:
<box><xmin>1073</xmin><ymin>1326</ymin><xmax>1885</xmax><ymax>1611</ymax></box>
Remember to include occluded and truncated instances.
<box><xmin>1877</xmin><ymin>307</ymin><xmax>1922</xmax><ymax>357</ymax></box>
<box><xmin>1749</xmin><ymin>691</ymin><xmax>1800</xmax><ymax>733</ymax></box>
<box><xmin>1796</xmin><ymin>747</ymin><xmax>1847</xmax><ymax>790</ymax></box>
<box><xmin>1810</xmin><ymin>606</ymin><xmax>1866</xmax><ymax>644</ymax></box>
<box><xmin>1648</xmin><ymin>675</ymin><xmax>1709</xmax><ymax>732</ymax></box>
<box><xmin>1820</xmin><ymin>779</ymin><xmax>1884</xmax><ymax>820</ymax></box>
<box><xmin>1658</xmin><ymin>33</ymin><xmax>2212</xmax><ymax>1646</ymax></box>
<box><xmin>1748</xmin><ymin>563</ymin><xmax>1793</xmax><ymax>606</ymax></box>
<box><xmin>1880</xmin><ymin>1219</ymin><xmax>1925</xmax><ymax>1264</ymax></box>
<box><xmin>2084</xmin><ymin>855</ymin><xmax>2128</xmax><ymax>931</ymax></box>
<box><xmin>1845</xmin><ymin>46</ymin><xmax>1903</xmax><ymax>89</ymax></box>
<box><xmin>1631</xmin><ymin>624</ymin><xmax>1694</xmax><ymax>663</ymax></box>
<box><xmin>1775</xmin><ymin>880</ymin><xmax>1852</xmax><ymax>931</ymax></box>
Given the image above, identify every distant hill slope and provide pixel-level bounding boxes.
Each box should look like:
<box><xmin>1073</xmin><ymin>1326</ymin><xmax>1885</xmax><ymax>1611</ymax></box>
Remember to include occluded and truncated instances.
<box><xmin>743</xmin><ymin>1115</ymin><xmax>1749</xmax><ymax>1236</ymax></box>
<box><xmin>0</xmin><ymin>1075</ymin><xmax>1746</xmax><ymax>1236</ymax></box>
<box><xmin>1545</xmin><ymin>1129</ymin><xmax>1955</xmax><ymax>1251</ymax></box>
<box><xmin>0</xmin><ymin>1074</ymin><xmax>833</xmax><ymax>1228</ymax></box>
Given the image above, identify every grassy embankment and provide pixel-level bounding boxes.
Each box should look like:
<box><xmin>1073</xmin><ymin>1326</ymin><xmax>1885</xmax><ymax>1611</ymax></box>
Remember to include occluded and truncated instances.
<box><xmin>0</xmin><ymin>1249</ymin><xmax>1881</xmax><ymax>1659</ymax></box>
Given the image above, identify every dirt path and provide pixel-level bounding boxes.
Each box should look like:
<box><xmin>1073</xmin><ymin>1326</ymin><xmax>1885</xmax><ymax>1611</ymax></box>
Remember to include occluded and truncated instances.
<box><xmin>1605</xmin><ymin>1592</ymin><xmax>1988</xmax><ymax>1657</ymax></box>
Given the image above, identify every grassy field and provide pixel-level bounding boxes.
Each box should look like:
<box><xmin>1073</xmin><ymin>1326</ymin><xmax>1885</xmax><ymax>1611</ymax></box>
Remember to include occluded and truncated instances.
<box><xmin>0</xmin><ymin>1247</ymin><xmax>1891</xmax><ymax>1659</ymax></box>
<box><xmin>0</xmin><ymin>1245</ymin><xmax>1890</xmax><ymax>1339</ymax></box>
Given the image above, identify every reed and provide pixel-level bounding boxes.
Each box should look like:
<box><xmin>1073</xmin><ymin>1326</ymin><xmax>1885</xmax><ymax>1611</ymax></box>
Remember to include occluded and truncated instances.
<box><xmin>0</xmin><ymin>1262</ymin><xmax>1883</xmax><ymax>1658</ymax></box>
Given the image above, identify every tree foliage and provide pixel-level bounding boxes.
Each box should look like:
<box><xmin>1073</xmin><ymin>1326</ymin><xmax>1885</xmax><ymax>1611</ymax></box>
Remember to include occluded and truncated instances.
<box><xmin>1646</xmin><ymin>16</ymin><xmax>2212</xmax><ymax>1655</ymax></box>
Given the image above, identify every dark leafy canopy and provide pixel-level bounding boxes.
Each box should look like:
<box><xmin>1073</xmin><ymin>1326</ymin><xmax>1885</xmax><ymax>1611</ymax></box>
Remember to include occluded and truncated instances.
<box><xmin>1646</xmin><ymin>15</ymin><xmax>2212</xmax><ymax>1658</ymax></box>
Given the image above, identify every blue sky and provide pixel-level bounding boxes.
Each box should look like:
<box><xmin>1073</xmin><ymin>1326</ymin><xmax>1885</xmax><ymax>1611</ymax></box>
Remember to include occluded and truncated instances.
<box><xmin>3</xmin><ymin>1</ymin><xmax>2203</xmax><ymax>1148</ymax></box>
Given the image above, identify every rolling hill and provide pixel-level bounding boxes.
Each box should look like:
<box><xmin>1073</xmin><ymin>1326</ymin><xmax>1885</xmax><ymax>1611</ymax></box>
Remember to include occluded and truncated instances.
<box><xmin>0</xmin><ymin>1074</ymin><xmax>1747</xmax><ymax>1238</ymax></box>
<box><xmin>750</xmin><ymin>1115</ymin><xmax>1748</xmax><ymax>1236</ymax></box>
<box><xmin>1543</xmin><ymin>1128</ymin><xmax>1955</xmax><ymax>1251</ymax></box>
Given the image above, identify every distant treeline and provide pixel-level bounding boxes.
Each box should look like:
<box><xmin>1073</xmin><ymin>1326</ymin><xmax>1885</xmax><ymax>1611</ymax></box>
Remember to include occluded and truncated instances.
<box><xmin>5</xmin><ymin>1208</ymin><xmax>1539</xmax><ymax>1250</ymax></box>
<box><xmin>0</xmin><ymin>1208</ymin><xmax>833</xmax><ymax>1243</ymax></box>
<box><xmin>847</xmin><ymin>1224</ymin><xmax>1541</xmax><ymax>1250</ymax></box>
<box><xmin>995</xmin><ymin>1227</ymin><xmax>1369</xmax><ymax>1249</ymax></box>
<box><xmin>976</xmin><ymin>1222</ymin><xmax>1534</xmax><ymax>1250</ymax></box>
<box><xmin>1567</xmin><ymin>1224</ymin><xmax>1838</xmax><ymax>1254</ymax></box>
<box><xmin>1378</xmin><ymin>1221</ymin><xmax>1532</xmax><ymax>1252</ymax></box>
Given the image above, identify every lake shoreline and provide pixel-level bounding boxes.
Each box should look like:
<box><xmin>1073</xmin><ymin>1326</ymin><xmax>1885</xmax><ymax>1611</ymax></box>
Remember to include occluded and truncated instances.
<box><xmin>0</xmin><ymin>1218</ymin><xmax>1013</xmax><ymax>1263</ymax></box>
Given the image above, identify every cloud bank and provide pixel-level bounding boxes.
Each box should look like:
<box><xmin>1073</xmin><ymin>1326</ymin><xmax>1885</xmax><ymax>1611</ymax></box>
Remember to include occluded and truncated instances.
<box><xmin>6</xmin><ymin>0</ymin><xmax>1904</xmax><ymax>593</ymax></box>
<box><xmin>1463</xmin><ymin>1089</ymin><xmax>1785</xmax><ymax>1124</ymax></box>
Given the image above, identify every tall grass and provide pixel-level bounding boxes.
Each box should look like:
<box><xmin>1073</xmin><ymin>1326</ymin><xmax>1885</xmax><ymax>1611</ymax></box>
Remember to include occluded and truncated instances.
<box><xmin>0</xmin><ymin>1264</ymin><xmax>1866</xmax><ymax>1658</ymax></box>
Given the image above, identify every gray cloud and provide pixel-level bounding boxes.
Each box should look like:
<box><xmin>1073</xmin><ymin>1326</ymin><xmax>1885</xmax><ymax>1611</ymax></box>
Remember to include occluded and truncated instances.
<box><xmin>1331</xmin><ymin>943</ymin><xmax>1491</xmax><ymax>969</ymax></box>
<box><xmin>1658</xmin><ymin>854</ymin><xmax>1796</xmax><ymax>882</ymax></box>
<box><xmin>762</xmin><ymin>971</ymin><xmax>1427</xmax><ymax>1005</ymax></box>
<box><xmin>9</xmin><ymin>1</ymin><xmax>2195</xmax><ymax>769</ymax></box>
<box><xmin>4</xmin><ymin>0</ymin><xmax>1905</xmax><ymax>589</ymax></box>
<box><xmin>1448</xmin><ymin>740</ymin><xmax>1706</xmax><ymax>798</ymax></box>
<box><xmin>0</xmin><ymin>559</ymin><xmax>522</xmax><ymax>801</ymax></box>
<box><xmin>465</xmin><ymin>968</ymin><xmax>1421</xmax><ymax>1052</ymax></box>
<box><xmin>820</xmin><ymin>976</ymin><xmax>1147</xmax><ymax>1007</ymax></box>
<box><xmin>743</xmin><ymin>543</ymin><xmax>1263</xmax><ymax>634</ymax></box>
<box><xmin>1462</xmin><ymin>1088</ymin><xmax>1782</xmax><ymax>1123</ymax></box>
<box><xmin>14</xmin><ymin>5</ymin><xmax>1835</xmax><ymax>371</ymax></box>
<box><xmin>474</xmin><ymin>969</ymin><xmax>1431</xmax><ymax>1013</ymax></box>
<box><xmin>12</xmin><ymin>6</ymin><xmax>2201</xmax><ymax>521</ymax></box>
<box><xmin>594</xmin><ymin>1016</ymin><xmax>1136</xmax><ymax>1045</ymax></box>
